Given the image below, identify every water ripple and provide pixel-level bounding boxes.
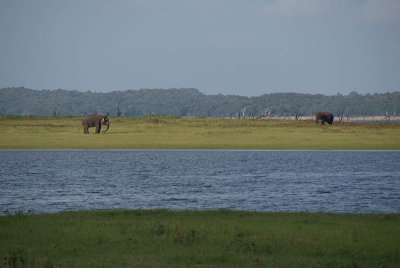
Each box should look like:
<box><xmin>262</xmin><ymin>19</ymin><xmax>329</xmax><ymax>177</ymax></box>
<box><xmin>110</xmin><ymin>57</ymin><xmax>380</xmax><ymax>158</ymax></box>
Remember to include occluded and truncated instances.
<box><xmin>0</xmin><ymin>150</ymin><xmax>399</xmax><ymax>214</ymax></box>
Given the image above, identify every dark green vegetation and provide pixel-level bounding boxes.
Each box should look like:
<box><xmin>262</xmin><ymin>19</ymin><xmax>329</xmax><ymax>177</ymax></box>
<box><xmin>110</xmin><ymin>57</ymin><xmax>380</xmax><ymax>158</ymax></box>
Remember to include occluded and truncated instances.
<box><xmin>1</xmin><ymin>87</ymin><xmax>399</xmax><ymax>117</ymax></box>
<box><xmin>1</xmin><ymin>210</ymin><xmax>399</xmax><ymax>267</ymax></box>
<box><xmin>1</xmin><ymin>115</ymin><xmax>400</xmax><ymax>149</ymax></box>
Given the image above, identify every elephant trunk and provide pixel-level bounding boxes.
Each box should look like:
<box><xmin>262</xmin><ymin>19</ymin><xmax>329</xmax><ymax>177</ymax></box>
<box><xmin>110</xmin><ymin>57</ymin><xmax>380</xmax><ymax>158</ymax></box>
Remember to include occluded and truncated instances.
<box><xmin>103</xmin><ymin>121</ymin><xmax>110</xmax><ymax>133</ymax></box>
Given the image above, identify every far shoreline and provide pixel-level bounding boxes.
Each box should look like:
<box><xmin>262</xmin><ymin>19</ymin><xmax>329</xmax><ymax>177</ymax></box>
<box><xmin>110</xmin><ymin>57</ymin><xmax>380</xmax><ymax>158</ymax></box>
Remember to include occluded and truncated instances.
<box><xmin>2</xmin><ymin>148</ymin><xmax>400</xmax><ymax>151</ymax></box>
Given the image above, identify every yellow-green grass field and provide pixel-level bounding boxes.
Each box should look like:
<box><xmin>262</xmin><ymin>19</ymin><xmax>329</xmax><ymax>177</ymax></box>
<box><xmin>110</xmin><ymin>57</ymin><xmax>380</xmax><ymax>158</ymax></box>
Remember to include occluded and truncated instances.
<box><xmin>0</xmin><ymin>115</ymin><xmax>399</xmax><ymax>150</ymax></box>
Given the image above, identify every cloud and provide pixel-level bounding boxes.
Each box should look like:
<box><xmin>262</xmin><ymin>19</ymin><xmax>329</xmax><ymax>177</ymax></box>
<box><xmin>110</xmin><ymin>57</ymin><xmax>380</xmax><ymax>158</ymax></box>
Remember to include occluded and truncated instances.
<box><xmin>263</xmin><ymin>0</ymin><xmax>332</xmax><ymax>17</ymax></box>
<box><xmin>263</xmin><ymin>0</ymin><xmax>400</xmax><ymax>23</ymax></box>
<box><xmin>360</xmin><ymin>0</ymin><xmax>400</xmax><ymax>22</ymax></box>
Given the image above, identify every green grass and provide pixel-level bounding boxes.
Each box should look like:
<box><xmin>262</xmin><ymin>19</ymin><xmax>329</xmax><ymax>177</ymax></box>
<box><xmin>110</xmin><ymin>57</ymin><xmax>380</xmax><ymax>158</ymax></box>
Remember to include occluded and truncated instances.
<box><xmin>0</xmin><ymin>115</ymin><xmax>399</xmax><ymax>149</ymax></box>
<box><xmin>0</xmin><ymin>210</ymin><xmax>399</xmax><ymax>267</ymax></box>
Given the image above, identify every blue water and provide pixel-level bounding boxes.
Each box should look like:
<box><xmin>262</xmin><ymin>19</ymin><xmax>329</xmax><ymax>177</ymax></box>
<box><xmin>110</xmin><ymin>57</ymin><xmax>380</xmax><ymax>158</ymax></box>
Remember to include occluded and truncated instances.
<box><xmin>0</xmin><ymin>150</ymin><xmax>399</xmax><ymax>214</ymax></box>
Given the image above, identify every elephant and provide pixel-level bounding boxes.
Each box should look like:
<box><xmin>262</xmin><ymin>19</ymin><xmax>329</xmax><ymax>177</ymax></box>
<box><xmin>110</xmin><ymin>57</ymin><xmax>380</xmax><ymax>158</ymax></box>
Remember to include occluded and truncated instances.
<box><xmin>316</xmin><ymin>112</ymin><xmax>334</xmax><ymax>125</ymax></box>
<box><xmin>82</xmin><ymin>114</ymin><xmax>110</xmax><ymax>134</ymax></box>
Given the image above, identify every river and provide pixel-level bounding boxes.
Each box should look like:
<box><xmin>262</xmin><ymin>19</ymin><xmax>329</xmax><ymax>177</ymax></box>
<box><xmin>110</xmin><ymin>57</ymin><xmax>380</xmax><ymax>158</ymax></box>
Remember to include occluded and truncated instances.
<box><xmin>0</xmin><ymin>150</ymin><xmax>399</xmax><ymax>214</ymax></box>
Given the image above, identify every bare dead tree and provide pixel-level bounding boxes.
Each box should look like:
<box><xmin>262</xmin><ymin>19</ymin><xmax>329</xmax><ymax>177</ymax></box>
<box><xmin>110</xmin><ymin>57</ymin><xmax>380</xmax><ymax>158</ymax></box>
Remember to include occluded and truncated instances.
<box><xmin>198</xmin><ymin>110</ymin><xmax>204</xmax><ymax>118</ymax></box>
<box><xmin>346</xmin><ymin>111</ymin><xmax>351</xmax><ymax>121</ymax></box>
<box><xmin>263</xmin><ymin>107</ymin><xmax>269</xmax><ymax>117</ymax></box>
<box><xmin>294</xmin><ymin>110</ymin><xmax>299</xmax><ymax>120</ymax></box>
<box><xmin>117</xmin><ymin>103</ymin><xmax>122</xmax><ymax>117</ymax></box>
<box><xmin>385</xmin><ymin>112</ymin><xmax>390</xmax><ymax>121</ymax></box>
<box><xmin>53</xmin><ymin>104</ymin><xmax>59</xmax><ymax>117</ymax></box>
<box><xmin>339</xmin><ymin>110</ymin><xmax>344</xmax><ymax>122</ymax></box>
<box><xmin>241</xmin><ymin>106</ymin><xmax>247</xmax><ymax>119</ymax></box>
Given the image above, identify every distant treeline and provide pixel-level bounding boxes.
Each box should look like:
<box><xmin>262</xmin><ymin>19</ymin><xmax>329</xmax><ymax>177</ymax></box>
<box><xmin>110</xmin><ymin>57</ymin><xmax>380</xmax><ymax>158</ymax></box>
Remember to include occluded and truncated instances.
<box><xmin>1</xmin><ymin>87</ymin><xmax>399</xmax><ymax>118</ymax></box>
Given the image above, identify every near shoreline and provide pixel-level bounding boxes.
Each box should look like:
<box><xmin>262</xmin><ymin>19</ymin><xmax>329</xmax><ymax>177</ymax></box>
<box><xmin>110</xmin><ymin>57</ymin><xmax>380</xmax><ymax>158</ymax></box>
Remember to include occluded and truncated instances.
<box><xmin>1</xmin><ymin>209</ymin><xmax>398</xmax><ymax>267</ymax></box>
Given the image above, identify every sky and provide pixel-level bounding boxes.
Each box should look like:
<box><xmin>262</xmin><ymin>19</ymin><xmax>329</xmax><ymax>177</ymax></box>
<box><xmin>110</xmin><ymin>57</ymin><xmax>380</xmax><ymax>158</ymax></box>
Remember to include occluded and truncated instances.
<box><xmin>1</xmin><ymin>0</ymin><xmax>399</xmax><ymax>96</ymax></box>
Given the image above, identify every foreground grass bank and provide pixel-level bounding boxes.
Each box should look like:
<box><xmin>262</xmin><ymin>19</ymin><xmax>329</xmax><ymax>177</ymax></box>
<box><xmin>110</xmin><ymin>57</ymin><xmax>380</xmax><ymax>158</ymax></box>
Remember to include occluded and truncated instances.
<box><xmin>1</xmin><ymin>210</ymin><xmax>399</xmax><ymax>267</ymax></box>
<box><xmin>1</xmin><ymin>115</ymin><xmax>399</xmax><ymax>149</ymax></box>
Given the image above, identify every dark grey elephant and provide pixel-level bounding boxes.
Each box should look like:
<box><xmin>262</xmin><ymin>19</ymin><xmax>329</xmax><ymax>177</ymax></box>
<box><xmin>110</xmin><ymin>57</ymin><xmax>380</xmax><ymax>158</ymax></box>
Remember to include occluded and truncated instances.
<box><xmin>316</xmin><ymin>112</ymin><xmax>334</xmax><ymax>125</ymax></box>
<box><xmin>82</xmin><ymin>114</ymin><xmax>110</xmax><ymax>134</ymax></box>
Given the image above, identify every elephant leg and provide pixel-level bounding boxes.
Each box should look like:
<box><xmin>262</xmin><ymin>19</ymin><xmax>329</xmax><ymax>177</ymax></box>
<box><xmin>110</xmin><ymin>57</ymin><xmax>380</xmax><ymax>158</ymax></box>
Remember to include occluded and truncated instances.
<box><xmin>321</xmin><ymin>121</ymin><xmax>325</xmax><ymax>125</ymax></box>
<box><xmin>95</xmin><ymin>123</ymin><xmax>101</xmax><ymax>133</ymax></box>
<box><xmin>84</xmin><ymin>126</ymin><xmax>89</xmax><ymax>134</ymax></box>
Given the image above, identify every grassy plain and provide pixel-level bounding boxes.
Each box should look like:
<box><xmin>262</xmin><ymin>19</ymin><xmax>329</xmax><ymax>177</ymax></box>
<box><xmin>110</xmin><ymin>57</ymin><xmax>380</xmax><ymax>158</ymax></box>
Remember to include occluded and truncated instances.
<box><xmin>1</xmin><ymin>210</ymin><xmax>399</xmax><ymax>267</ymax></box>
<box><xmin>0</xmin><ymin>115</ymin><xmax>399</xmax><ymax>149</ymax></box>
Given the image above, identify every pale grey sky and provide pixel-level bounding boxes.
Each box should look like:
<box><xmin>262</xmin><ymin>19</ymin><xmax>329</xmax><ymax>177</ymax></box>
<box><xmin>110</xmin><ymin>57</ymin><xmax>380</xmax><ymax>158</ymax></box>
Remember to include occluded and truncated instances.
<box><xmin>1</xmin><ymin>0</ymin><xmax>399</xmax><ymax>96</ymax></box>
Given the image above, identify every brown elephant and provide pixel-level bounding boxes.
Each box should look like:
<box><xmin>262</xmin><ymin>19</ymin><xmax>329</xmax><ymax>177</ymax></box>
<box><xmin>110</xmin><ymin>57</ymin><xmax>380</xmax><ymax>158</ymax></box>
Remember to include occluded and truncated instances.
<box><xmin>316</xmin><ymin>112</ymin><xmax>334</xmax><ymax>125</ymax></box>
<box><xmin>82</xmin><ymin>114</ymin><xmax>110</xmax><ymax>134</ymax></box>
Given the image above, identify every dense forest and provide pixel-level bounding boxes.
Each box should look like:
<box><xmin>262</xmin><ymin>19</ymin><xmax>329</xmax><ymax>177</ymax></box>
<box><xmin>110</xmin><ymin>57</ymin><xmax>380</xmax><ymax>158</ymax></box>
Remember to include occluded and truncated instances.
<box><xmin>1</xmin><ymin>87</ymin><xmax>399</xmax><ymax>118</ymax></box>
